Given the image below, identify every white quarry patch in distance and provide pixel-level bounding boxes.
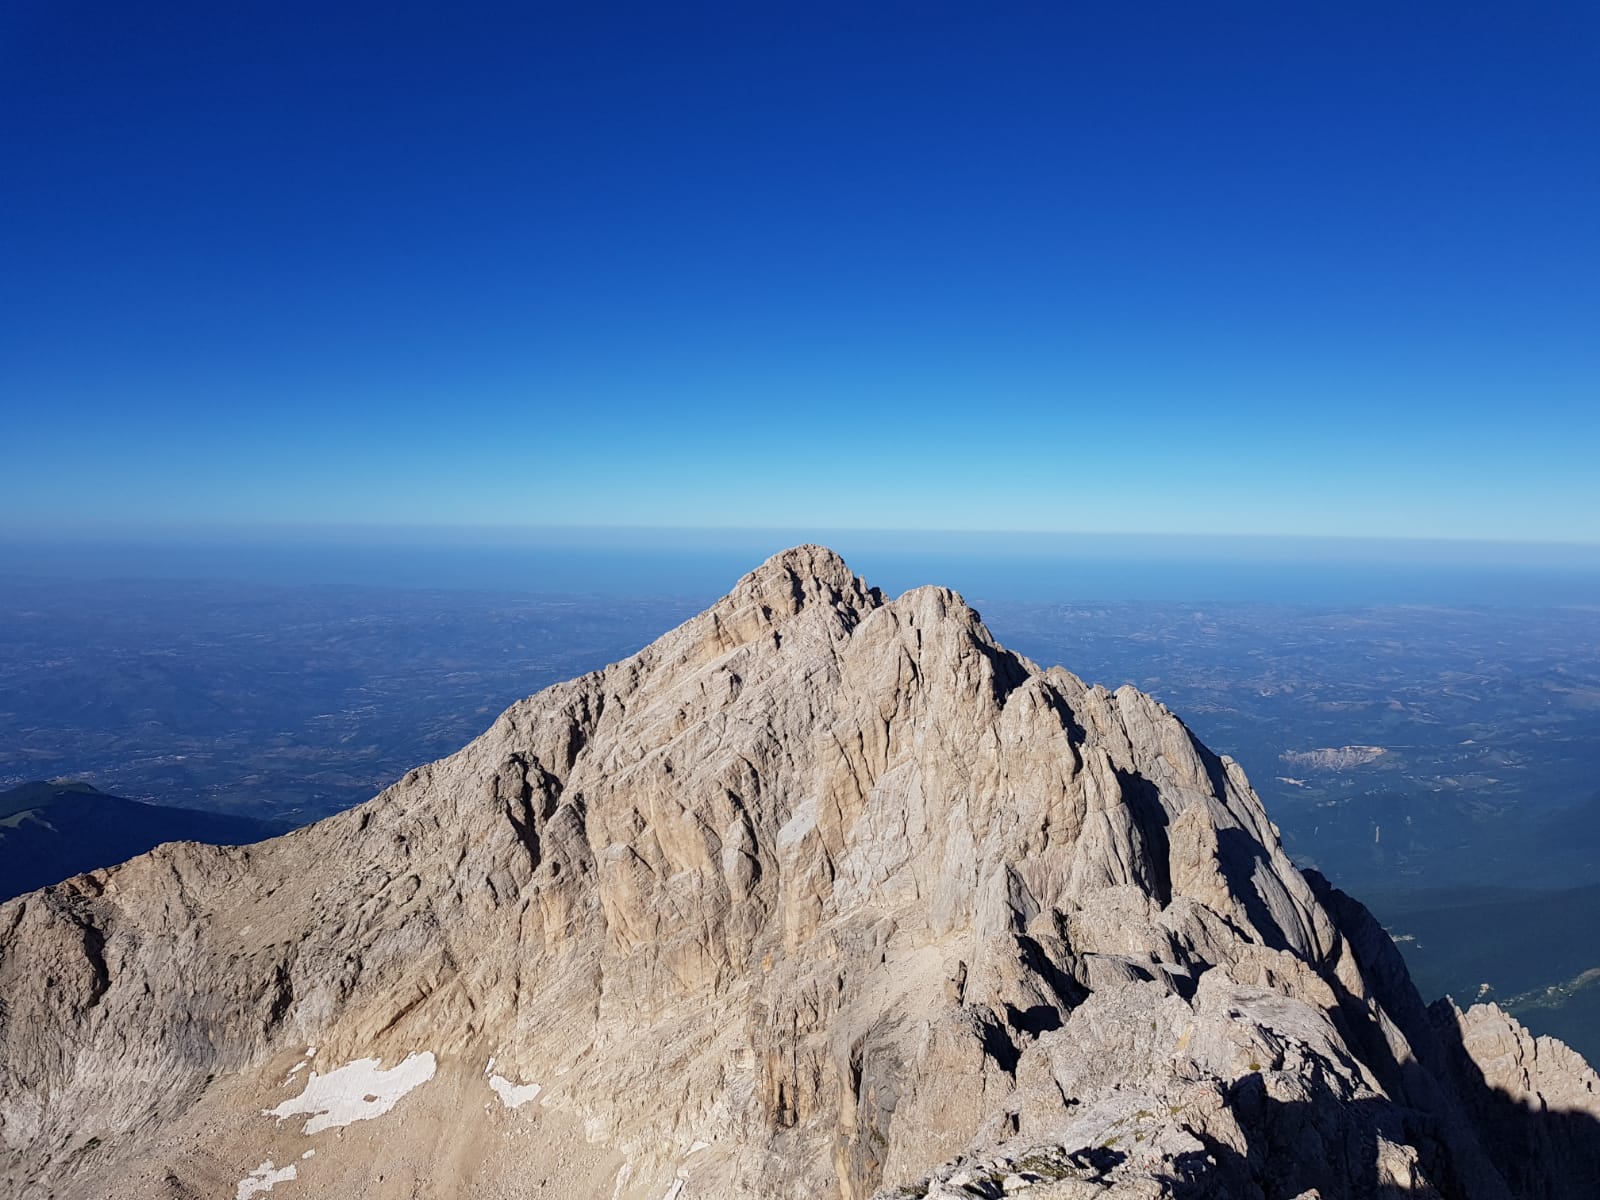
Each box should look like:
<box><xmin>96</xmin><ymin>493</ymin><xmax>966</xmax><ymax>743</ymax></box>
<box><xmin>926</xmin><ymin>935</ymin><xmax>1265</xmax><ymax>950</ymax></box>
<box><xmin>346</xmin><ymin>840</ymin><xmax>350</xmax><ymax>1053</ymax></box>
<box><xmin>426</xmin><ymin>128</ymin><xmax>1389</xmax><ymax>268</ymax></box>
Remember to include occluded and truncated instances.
<box><xmin>265</xmin><ymin>1051</ymin><xmax>437</xmax><ymax>1134</ymax></box>
<box><xmin>236</xmin><ymin>1160</ymin><xmax>296</xmax><ymax>1199</ymax></box>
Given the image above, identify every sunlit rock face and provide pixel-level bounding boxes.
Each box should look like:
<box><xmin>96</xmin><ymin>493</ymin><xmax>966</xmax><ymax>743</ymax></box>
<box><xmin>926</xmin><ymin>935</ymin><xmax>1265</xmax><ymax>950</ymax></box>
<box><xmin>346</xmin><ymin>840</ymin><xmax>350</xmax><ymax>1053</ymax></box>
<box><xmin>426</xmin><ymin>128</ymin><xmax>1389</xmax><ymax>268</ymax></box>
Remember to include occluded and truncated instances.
<box><xmin>2</xmin><ymin>546</ymin><xmax>1596</xmax><ymax>1200</ymax></box>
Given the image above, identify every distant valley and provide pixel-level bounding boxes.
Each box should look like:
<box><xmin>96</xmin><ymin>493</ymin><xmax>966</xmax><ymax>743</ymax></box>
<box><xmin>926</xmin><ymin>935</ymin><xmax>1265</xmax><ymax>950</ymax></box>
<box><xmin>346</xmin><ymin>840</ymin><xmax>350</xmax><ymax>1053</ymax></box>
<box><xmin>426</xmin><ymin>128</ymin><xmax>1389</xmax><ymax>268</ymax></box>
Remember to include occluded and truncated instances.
<box><xmin>1364</xmin><ymin>882</ymin><xmax>1600</xmax><ymax>1058</ymax></box>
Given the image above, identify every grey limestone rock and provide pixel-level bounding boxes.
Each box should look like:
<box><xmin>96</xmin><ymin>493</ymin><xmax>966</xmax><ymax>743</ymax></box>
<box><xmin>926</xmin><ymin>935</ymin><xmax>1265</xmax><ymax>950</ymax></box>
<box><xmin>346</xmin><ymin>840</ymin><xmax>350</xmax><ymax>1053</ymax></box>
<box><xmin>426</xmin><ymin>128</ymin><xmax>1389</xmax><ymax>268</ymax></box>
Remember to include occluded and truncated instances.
<box><xmin>0</xmin><ymin>546</ymin><xmax>1594</xmax><ymax>1199</ymax></box>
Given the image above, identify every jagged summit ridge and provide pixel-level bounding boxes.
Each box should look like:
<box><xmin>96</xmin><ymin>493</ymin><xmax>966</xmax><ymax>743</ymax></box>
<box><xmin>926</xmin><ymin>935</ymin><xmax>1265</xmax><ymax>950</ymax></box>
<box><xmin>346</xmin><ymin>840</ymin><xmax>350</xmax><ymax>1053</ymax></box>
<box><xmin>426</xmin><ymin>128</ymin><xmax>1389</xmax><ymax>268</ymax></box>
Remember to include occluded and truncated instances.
<box><xmin>1</xmin><ymin>547</ymin><xmax>1596</xmax><ymax>1200</ymax></box>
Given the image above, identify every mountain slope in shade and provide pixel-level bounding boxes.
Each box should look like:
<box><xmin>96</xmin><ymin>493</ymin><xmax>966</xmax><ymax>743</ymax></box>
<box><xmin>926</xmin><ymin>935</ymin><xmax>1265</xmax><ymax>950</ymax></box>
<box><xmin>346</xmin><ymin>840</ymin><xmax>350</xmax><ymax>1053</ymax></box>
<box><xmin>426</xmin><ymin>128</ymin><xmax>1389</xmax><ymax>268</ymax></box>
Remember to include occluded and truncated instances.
<box><xmin>0</xmin><ymin>780</ymin><xmax>291</xmax><ymax>902</ymax></box>
<box><xmin>1</xmin><ymin>547</ymin><xmax>1597</xmax><ymax>1200</ymax></box>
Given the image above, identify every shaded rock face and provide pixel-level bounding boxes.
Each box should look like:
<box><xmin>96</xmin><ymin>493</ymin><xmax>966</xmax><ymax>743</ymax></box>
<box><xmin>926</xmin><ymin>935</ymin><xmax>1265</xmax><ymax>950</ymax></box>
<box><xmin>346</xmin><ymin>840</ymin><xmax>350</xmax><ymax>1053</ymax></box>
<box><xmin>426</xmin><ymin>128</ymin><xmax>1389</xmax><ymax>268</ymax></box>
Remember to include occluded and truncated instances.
<box><xmin>1</xmin><ymin>546</ymin><xmax>1596</xmax><ymax>1200</ymax></box>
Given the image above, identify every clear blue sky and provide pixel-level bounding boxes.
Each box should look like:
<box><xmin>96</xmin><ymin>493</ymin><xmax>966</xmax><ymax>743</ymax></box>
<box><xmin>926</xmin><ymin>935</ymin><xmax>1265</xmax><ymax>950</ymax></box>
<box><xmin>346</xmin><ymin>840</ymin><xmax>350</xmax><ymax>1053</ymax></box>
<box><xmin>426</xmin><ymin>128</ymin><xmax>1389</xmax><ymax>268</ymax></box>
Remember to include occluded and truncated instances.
<box><xmin>3</xmin><ymin>2</ymin><xmax>1596</xmax><ymax>541</ymax></box>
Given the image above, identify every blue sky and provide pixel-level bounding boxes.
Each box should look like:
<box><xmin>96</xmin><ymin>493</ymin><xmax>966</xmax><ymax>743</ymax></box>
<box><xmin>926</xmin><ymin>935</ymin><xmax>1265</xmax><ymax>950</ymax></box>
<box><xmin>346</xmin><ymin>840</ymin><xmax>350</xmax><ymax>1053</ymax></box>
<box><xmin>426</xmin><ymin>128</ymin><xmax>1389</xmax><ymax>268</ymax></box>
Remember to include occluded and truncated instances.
<box><xmin>3</xmin><ymin>2</ymin><xmax>1596</xmax><ymax>542</ymax></box>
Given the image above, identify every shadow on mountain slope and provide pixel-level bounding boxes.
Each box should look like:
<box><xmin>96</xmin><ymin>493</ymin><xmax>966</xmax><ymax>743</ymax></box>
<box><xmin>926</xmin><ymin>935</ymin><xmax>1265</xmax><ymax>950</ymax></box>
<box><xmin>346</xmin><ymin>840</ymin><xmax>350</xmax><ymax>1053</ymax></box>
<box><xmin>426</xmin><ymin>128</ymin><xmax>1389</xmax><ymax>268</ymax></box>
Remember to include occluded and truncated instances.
<box><xmin>1305</xmin><ymin>870</ymin><xmax>1600</xmax><ymax>1200</ymax></box>
<box><xmin>1429</xmin><ymin>1018</ymin><xmax>1600</xmax><ymax>1200</ymax></box>
<box><xmin>0</xmin><ymin>780</ymin><xmax>291</xmax><ymax>903</ymax></box>
<box><xmin>1183</xmin><ymin>1075</ymin><xmax>1600</xmax><ymax>1200</ymax></box>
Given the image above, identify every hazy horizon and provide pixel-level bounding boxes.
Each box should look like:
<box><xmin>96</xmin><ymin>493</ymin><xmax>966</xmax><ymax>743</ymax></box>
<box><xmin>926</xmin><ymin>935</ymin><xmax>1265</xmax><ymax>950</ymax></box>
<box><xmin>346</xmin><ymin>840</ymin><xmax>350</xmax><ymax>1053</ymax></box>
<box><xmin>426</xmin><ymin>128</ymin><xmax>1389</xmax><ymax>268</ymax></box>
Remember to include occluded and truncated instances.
<box><xmin>7</xmin><ymin>524</ymin><xmax>1600</xmax><ymax>606</ymax></box>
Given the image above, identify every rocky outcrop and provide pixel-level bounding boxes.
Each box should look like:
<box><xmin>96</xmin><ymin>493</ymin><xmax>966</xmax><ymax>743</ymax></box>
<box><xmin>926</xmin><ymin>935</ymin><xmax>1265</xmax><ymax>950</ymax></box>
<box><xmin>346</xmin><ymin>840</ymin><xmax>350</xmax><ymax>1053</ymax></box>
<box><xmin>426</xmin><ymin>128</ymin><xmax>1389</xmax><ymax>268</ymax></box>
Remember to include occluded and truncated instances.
<box><xmin>0</xmin><ymin>546</ymin><xmax>1595</xmax><ymax>1200</ymax></box>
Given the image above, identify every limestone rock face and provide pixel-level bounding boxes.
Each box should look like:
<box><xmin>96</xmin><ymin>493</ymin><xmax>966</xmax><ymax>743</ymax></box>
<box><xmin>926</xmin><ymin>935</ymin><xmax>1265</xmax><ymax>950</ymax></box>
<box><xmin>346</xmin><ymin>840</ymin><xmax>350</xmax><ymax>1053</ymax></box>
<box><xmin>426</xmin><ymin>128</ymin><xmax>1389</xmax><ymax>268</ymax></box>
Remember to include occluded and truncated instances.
<box><xmin>1</xmin><ymin>546</ymin><xmax>1595</xmax><ymax>1199</ymax></box>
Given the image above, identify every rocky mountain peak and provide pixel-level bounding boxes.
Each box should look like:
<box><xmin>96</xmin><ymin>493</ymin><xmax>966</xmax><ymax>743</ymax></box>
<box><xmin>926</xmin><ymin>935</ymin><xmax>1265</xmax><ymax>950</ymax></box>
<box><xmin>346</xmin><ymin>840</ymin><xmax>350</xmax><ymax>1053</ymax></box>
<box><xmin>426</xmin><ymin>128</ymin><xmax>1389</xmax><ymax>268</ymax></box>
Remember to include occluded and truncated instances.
<box><xmin>741</xmin><ymin>542</ymin><xmax>868</xmax><ymax>596</ymax></box>
<box><xmin>687</xmin><ymin>541</ymin><xmax>886</xmax><ymax>654</ymax></box>
<box><xmin>2</xmin><ymin>548</ymin><xmax>1596</xmax><ymax>1200</ymax></box>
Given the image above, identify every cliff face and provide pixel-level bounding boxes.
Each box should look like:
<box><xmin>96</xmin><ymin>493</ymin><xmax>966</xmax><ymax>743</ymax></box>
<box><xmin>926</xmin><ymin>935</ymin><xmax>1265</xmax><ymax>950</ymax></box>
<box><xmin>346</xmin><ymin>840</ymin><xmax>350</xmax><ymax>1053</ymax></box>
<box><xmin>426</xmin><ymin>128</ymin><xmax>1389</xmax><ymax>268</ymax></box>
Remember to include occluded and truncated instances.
<box><xmin>2</xmin><ymin>546</ymin><xmax>1595</xmax><ymax>1200</ymax></box>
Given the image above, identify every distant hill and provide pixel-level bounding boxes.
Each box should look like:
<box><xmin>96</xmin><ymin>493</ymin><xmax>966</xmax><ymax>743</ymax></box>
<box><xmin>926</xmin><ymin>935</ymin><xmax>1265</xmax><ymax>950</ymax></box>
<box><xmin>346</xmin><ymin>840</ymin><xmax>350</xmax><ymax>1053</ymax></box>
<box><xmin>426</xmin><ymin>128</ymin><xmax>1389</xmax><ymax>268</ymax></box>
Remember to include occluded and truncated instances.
<box><xmin>0</xmin><ymin>780</ymin><xmax>291</xmax><ymax>902</ymax></box>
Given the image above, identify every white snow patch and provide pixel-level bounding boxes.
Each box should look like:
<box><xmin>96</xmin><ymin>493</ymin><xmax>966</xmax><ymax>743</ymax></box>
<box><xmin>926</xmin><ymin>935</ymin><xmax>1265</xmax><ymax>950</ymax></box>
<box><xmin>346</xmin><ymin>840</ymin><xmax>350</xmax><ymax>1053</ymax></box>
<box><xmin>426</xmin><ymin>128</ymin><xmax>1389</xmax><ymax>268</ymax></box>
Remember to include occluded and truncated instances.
<box><xmin>266</xmin><ymin>1052</ymin><xmax>437</xmax><ymax>1134</ymax></box>
<box><xmin>488</xmin><ymin>1073</ymin><xmax>542</xmax><ymax>1109</ymax></box>
<box><xmin>688</xmin><ymin>1139</ymin><xmax>709</xmax><ymax>1154</ymax></box>
<box><xmin>237</xmin><ymin>1160</ymin><xmax>296</xmax><ymax>1200</ymax></box>
<box><xmin>484</xmin><ymin>1056</ymin><xmax>542</xmax><ymax>1109</ymax></box>
<box><xmin>300</xmin><ymin>1150</ymin><xmax>315</xmax><ymax>1160</ymax></box>
<box><xmin>660</xmin><ymin>1182</ymin><xmax>684</xmax><ymax>1200</ymax></box>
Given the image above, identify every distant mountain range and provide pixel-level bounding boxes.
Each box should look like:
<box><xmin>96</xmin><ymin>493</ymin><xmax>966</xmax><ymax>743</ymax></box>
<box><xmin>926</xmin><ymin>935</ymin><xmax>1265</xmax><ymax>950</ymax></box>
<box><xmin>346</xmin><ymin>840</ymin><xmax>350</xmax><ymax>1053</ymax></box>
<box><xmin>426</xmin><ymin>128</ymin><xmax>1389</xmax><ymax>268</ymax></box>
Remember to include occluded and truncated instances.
<box><xmin>0</xmin><ymin>780</ymin><xmax>290</xmax><ymax>902</ymax></box>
